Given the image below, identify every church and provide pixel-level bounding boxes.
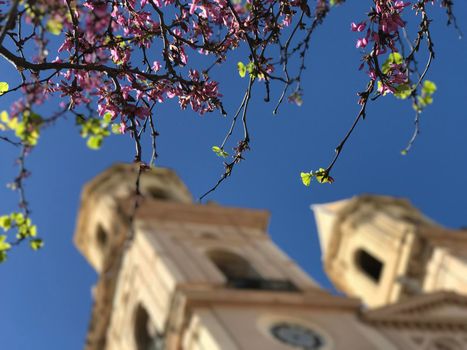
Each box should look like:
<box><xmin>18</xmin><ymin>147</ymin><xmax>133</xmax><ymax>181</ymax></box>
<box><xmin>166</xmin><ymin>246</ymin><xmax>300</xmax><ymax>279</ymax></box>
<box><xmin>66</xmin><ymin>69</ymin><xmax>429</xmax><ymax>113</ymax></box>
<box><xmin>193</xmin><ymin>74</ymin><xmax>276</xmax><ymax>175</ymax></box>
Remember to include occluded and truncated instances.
<box><xmin>74</xmin><ymin>164</ymin><xmax>467</xmax><ymax>350</ymax></box>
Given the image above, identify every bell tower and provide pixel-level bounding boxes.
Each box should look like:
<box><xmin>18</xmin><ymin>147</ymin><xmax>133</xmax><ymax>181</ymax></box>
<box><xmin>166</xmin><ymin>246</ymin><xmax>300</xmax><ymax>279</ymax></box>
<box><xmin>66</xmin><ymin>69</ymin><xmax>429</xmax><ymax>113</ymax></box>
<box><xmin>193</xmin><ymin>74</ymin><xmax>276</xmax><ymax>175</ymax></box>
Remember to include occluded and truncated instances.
<box><xmin>76</xmin><ymin>164</ymin><xmax>390</xmax><ymax>350</ymax></box>
<box><xmin>313</xmin><ymin>195</ymin><xmax>467</xmax><ymax>308</ymax></box>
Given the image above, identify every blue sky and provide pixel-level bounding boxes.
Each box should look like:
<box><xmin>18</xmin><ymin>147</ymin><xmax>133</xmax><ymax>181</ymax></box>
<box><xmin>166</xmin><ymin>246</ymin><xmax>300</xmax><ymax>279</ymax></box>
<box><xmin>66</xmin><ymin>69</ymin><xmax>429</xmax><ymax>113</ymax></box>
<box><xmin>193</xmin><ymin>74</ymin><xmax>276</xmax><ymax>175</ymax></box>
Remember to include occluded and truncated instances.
<box><xmin>1</xmin><ymin>2</ymin><xmax>467</xmax><ymax>349</ymax></box>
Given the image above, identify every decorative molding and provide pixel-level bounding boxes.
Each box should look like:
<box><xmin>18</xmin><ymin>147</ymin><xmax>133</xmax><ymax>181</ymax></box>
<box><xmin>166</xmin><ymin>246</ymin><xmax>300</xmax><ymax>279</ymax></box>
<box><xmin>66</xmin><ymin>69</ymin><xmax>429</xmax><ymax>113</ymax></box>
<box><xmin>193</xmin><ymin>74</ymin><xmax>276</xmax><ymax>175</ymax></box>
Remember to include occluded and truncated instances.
<box><xmin>361</xmin><ymin>291</ymin><xmax>467</xmax><ymax>330</ymax></box>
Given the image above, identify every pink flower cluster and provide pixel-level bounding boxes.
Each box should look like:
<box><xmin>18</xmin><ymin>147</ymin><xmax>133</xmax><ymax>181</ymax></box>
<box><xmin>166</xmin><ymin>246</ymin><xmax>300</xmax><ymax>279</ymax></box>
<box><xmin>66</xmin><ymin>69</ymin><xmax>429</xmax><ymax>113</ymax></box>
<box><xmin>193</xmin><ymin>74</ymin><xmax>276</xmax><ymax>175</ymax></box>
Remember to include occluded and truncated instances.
<box><xmin>351</xmin><ymin>1</ymin><xmax>412</xmax><ymax>96</ymax></box>
<box><xmin>9</xmin><ymin>0</ymin><xmax>305</xmax><ymax>136</ymax></box>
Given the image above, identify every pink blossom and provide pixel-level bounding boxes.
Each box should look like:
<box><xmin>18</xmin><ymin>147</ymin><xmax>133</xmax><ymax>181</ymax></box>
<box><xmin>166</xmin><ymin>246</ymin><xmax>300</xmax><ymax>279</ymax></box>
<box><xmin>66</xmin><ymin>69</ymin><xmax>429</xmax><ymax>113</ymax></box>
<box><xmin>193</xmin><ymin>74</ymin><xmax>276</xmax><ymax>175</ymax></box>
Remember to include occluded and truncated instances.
<box><xmin>58</xmin><ymin>38</ymin><xmax>73</xmax><ymax>53</ymax></box>
<box><xmin>351</xmin><ymin>22</ymin><xmax>366</xmax><ymax>32</ymax></box>
<box><xmin>119</xmin><ymin>122</ymin><xmax>127</xmax><ymax>134</ymax></box>
<box><xmin>179</xmin><ymin>48</ymin><xmax>188</xmax><ymax>65</ymax></box>
<box><xmin>189</xmin><ymin>0</ymin><xmax>199</xmax><ymax>14</ymax></box>
<box><xmin>152</xmin><ymin>61</ymin><xmax>161</xmax><ymax>72</ymax></box>
<box><xmin>356</xmin><ymin>37</ymin><xmax>368</xmax><ymax>48</ymax></box>
<box><xmin>121</xmin><ymin>86</ymin><xmax>132</xmax><ymax>100</ymax></box>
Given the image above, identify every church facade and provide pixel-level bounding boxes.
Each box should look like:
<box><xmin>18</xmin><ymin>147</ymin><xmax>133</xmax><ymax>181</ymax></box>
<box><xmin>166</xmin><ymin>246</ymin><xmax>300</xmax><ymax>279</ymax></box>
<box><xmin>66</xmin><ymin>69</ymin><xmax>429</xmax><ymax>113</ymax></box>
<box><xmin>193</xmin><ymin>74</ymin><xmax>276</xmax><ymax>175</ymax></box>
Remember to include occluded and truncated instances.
<box><xmin>75</xmin><ymin>165</ymin><xmax>467</xmax><ymax>350</ymax></box>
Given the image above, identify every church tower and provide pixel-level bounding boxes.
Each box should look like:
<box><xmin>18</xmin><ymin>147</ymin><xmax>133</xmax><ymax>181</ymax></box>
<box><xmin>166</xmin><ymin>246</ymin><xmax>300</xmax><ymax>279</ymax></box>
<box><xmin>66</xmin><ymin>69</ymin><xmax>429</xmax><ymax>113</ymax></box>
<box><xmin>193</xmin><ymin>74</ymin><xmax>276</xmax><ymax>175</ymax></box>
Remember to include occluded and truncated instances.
<box><xmin>75</xmin><ymin>166</ymin><xmax>467</xmax><ymax>350</ymax></box>
<box><xmin>313</xmin><ymin>195</ymin><xmax>467</xmax><ymax>308</ymax></box>
<box><xmin>76</xmin><ymin>164</ymin><xmax>397</xmax><ymax>350</ymax></box>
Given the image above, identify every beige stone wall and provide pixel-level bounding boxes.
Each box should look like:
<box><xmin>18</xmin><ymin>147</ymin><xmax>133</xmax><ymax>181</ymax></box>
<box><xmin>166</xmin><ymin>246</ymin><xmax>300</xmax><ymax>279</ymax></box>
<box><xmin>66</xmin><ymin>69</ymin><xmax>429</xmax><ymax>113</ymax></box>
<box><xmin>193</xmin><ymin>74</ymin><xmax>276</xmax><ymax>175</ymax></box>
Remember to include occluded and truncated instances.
<box><xmin>103</xmin><ymin>218</ymin><xmax>322</xmax><ymax>350</ymax></box>
<box><xmin>105</xmin><ymin>231</ymin><xmax>173</xmax><ymax>350</ymax></box>
<box><xmin>182</xmin><ymin>306</ymin><xmax>399</xmax><ymax>350</ymax></box>
<box><xmin>135</xmin><ymin>219</ymin><xmax>319</xmax><ymax>290</ymax></box>
<box><xmin>313</xmin><ymin>196</ymin><xmax>467</xmax><ymax>308</ymax></box>
<box><xmin>328</xmin><ymin>215</ymin><xmax>414</xmax><ymax>307</ymax></box>
<box><xmin>424</xmin><ymin>248</ymin><xmax>467</xmax><ymax>295</ymax></box>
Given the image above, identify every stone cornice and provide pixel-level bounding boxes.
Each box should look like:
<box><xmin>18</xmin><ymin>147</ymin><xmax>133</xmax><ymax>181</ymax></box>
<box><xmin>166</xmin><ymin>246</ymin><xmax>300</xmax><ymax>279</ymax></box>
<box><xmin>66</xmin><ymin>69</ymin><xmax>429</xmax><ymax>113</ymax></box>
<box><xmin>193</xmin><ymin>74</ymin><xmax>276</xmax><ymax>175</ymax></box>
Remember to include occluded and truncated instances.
<box><xmin>122</xmin><ymin>198</ymin><xmax>271</xmax><ymax>232</ymax></box>
<box><xmin>176</xmin><ymin>284</ymin><xmax>360</xmax><ymax>311</ymax></box>
<box><xmin>361</xmin><ymin>291</ymin><xmax>467</xmax><ymax>330</ymax></box>
<box><xmin>361</xmin><ymin>314</ymin><xmax>467</xmax><ymax>330</ymax></box>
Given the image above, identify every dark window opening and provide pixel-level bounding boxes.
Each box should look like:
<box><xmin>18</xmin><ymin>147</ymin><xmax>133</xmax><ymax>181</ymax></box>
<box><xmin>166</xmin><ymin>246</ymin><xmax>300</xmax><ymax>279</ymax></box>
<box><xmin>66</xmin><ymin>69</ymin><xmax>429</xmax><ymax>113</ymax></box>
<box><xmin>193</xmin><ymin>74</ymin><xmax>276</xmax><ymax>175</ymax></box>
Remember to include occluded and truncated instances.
<box><xmin>208</xmin><ymin>250</ymin><xmax>260</xmax><ymax>280</ymax></box>
<box><xmin>227</xmin><ymin>278</ymin><xmax>299</xmax><ymax>291</ymax></box>
<box><xmin>96</xmin><ymin>224</ymin><xmax>108</xmax><ymax>250</ymax></box>
<box><xmin>134</xmin><ymin>304</ymin><xmax>164</xmax><ymax>350</ymax></box>
<box><xmin>207</xmin><ymin>250</ymin><xmax>298</xmax><ymax>292</ymax></box>
<box><xmin>146</xmin><ymin>186</ymin><xmax>169</xmax><ymax>200</ymax></box>
<box><xmin>355</xmin><ymin>249</ymin><xmax>384</xmax><ymax>283</ymax></box>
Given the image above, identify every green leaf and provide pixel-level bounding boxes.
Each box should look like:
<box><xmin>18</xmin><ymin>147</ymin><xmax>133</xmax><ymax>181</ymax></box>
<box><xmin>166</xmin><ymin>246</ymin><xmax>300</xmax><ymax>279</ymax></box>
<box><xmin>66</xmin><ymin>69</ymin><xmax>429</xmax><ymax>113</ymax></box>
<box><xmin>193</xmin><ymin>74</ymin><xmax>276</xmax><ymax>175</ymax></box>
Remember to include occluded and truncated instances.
<box><xmin>417</xmin><ymin>95</ymin><xmax>433</xmax><ymax>107</ymax></box>
<box><xmin>0</xmin><ymin>235</ymin><xmax>10</xmax><ymax>251</ymax></box>
<box><xmin>10</xmin><ymin>212</ymin><xmax>24</xmax><ymax>225</ymax></box>
<box><xmin>300</xmin><ymin>172</ymin><xmax>312</xmax><ymax>187</ymax></box>
<box><xmin>103</xmin><ymin>112</ymin><xmax>113</xmax><ymax>125</ymax></box>
<box><xmin>412</xmin><ymin>102</ymin><xmax>421</xmax><ymax>112</ymax></box>
<box><xmin>0</xmin><ymin>111</ymin><xmax>8</xmax><ymax>123</ymax></box>
<box><xmin>28</xmin><ymin>130</ymin><xmax>40</xmax><ymax>146</ymax></box>
<box><xmin>315</xmin><ymin>168</ymin><xmax>334</xmax><ymax>184</ymax></box>
<box><xmin>245</xmin><ymin>62</ymin><xmax>257</xmax><ymax>78</ymax></box>
<box><xmin>87</xmin><ymin>135</ymin><xmax>103</xmax><ymax>150</ymax></box>
<box><xmin>46</xmin><ymin>19</ymin><xmax>63</xmax><ymax>35</ymax></box>
<box><xmin>212</xmin><ymin>146</ymin><xmax>229</xmax><ymax>158</ymax></box>
<box><xmin>12</xmin><ymin>114</ymin><xmax>41</xmax><ymax>146</ymax></box>
<box><xmin>394</xmin><ymin>84</ymin><xmax>411</xmax><ymax>99</ymax></box>
<box><xmin>14</xmin><ymin>122</ymin><xmax>25</xmax><ymax>138</ymax></box>
<box><xmin>29</xmin><ymin>225</ymin><xmax>37</xmax><ymax>237</ymax></box>
<box><xmin>377</xmin><ymin>81</ymin><xmax>389</xmax><ymax>96</ymax></box>
<box><xmin>237</xmin><ymin>62</ymin><xmax>246</xmax><ymax>78</ymax></box>
<box><xmin>111</xmin><ymin>123</ymin><xmax>121</xmax><ymax>134</ymax></box>
<box><xmin>423</xmin><ymin>95</ymin><xmax>433</xmax><ymax>105</ymax></box>
<box><xmin>422</xmin><ymin>80</ymin><xmax>437</xmax><ymax>95</ymax></box>
<box><xmin>0</xmin><ymin>82</ymin><xmax>9</xmax><ymax>95</ymax></box>
<box><xmin>90</xmin><ymin>123</ymin><xmax>102</xmax><ymax>134</ymax></box>
<box><xmin>0</xmin><ymin>216</ymin><xmax>11</xmax><ymax>231</ymax></box>
<box><xmin>30</xmin><ymin>238</ymin><xmax>44</xmax><ymax>251</ymax></box>
<box><xmin>382</xmin><ymin>52</ymin><xmax>403</xmax><ymax>74</ymax></box>
<box><xmin>6</xmin><ymin>116</ymin><xmax>18</xmax><ymax>130</ymax></box>
<box><xmin>246</xmin><ymin>62</ymin><xmax>255</xmax><ymax>73</ymax></box>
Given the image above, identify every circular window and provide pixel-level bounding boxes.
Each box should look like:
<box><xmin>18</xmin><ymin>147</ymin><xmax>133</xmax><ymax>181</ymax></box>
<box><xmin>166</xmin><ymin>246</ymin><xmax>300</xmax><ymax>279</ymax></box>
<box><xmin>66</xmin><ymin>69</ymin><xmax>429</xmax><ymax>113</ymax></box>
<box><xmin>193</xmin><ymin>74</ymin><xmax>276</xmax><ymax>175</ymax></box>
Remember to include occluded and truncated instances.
<box><xmin>270</xmin><ymin>322</ymin><xmax>324</xmax><ymax>349</ymax></box>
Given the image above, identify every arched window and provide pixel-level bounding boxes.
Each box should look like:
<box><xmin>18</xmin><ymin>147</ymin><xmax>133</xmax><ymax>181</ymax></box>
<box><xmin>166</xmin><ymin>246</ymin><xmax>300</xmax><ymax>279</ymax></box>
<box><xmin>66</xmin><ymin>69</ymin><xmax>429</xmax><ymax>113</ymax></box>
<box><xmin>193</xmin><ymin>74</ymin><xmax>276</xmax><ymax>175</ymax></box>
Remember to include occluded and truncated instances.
<box><xmin>355</xmin><ymin>249</ymin><xmax>384</xmax><ymax>283</ymax></box>
<box><xmin>145</xmin><ymin>186</ymin><xmax>169</xmax><ymax>200</ymax></box>
<box><xmin>133</xmin><ymin>304</ymin><xmax>164</xmax><ymax>350</ymax></box>
<box><xmin>207</xmin><ymin>250</ymin><xmax>260</xmax><ymax>281</ymax></box>
<box><xmin>207</xmin><ymin>249</ymin><xmax>298</xmax><ymax>291</ymax></box>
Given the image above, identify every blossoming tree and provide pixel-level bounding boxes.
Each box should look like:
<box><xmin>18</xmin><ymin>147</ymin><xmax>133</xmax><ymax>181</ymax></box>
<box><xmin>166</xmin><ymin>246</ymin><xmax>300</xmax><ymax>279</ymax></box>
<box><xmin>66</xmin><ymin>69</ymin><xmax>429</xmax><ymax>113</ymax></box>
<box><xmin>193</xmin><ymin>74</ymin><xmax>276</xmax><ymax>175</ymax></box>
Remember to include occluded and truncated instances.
<box><xmin>0</xmin><ymin>0</ymin><xmax>460</xmax><ymax>260</ymax></box>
